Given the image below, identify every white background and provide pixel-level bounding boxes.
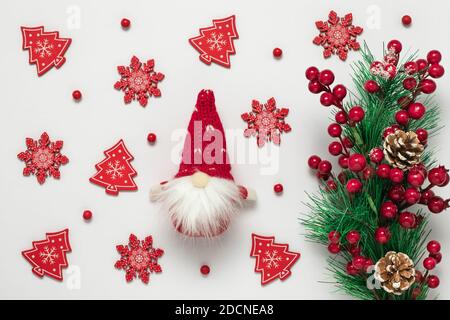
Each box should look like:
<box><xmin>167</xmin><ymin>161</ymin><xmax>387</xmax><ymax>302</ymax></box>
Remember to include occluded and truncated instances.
<box><xmin>1</xmin><ymin>0</ymin><xmax>449</xmax><ymax>300</ymax></box>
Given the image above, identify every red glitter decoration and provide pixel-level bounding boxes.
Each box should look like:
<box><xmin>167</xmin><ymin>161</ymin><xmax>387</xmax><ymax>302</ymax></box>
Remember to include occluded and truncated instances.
<box><xmin>114</xmin><ymin>234</ymin><xmax>164</xmax><ymax>284</ymax></box>
<box><xmin>313</xmin><ymin>10</ymin><xmax>363</xmax><ymax>61</ymax></box>
<box><xmin>114</xmin><ymin>56</ymin><xmax>165</xmax><ymax>107</ymax></box>
<box><xmin>241</xmin><ymin>97</ymin><xmax>291</xmax><ymax>147</ymax></box>
<box><xmin>17</xmin><ymin>132</ymin><xmax>69</xmax><ymax>184</ymax></box>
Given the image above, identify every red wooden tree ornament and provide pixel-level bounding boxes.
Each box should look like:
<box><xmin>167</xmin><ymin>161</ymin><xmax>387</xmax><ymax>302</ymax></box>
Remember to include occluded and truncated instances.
<box><xmin>22</xmin><ymin>229</ymin><xmax>71</xmax><ymax>281</ymax></box>
<box><xmin>251</xmin><ymin>234</ymin><xmax>300</xmax><ymax>285</ymax></box>
<box><xmin>189</xmin><ymin>15</ymin><xmax>239</xmax><ymax>68</ymax></box>
<box><xmin>89</xmin><ymin>140</ymin><xmax>138</xmax><ymax>195</ymax></box>
<box><xmin>21</xmin><ymin>26</ymin><xmax>71</xmax><ymax>76</ymax></box>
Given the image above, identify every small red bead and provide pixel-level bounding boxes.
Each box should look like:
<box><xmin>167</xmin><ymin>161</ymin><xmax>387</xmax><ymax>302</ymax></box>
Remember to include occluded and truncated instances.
<box><xmin>404</xmin><ymin>187</ymin><xmax>421</xmax><ymax>205</ymax></box>
<box><xmin>404</xmin><ymin>62</ymin><xmax>418</xmax><ymax>75</ymax></box>
<box><xmin>346</xmin><ymin>230</ymin><xmax>361</xmax><ymax>245</ymax></box>
<box><xmin>364</xmin><ymin>80</ymin><xmax>380</xmax><ymax>93</ymax></box>
<box><xmin>83</xmin><ymin>210</ymin><xmax>92</xmax><ymax>220</ymax></box>
<box><xmin>335</xmin><ymin>111</ymin><xmax>347</xmax><ymax>124</ymax></box>
<box><xmin>352</xmin><ymin>256</ymin><xmax>366</xmax><ymax>270</ymax></box>
<box><xmin>416</xmin><ymin>128</ymin><xmax>428</xmax><ymax>142</ymax></box>
<box><xmin>346</xmin><ymin>178</ymin><xmax>362</xmax><ymax>193</ymax></box>
<box><xmin>403</xmin><ymin>77</ymin><xmax>417</xmax><ymax>91</ymax></box>
<box><xmin>388</xmin><ymin>185</ymin><xmax>405</xmax><ymax>203</ymax></box>
<box><xmin>200</xmin><ymin>265</ymin><xmax>210</xmax><ymax>275</ymax></box>
<box><xmin>395</xmin><ymin>110</ymin><xmax>409</xmax><ymax>126</ymax></box>
<box><xmin>428</xmin><ymin>64</ymin><xmax>445</xmax><ymax>78</ymax></box>
<box><xmin>121</xmin><ymin>18</ymin><xmax>131</xmax><ymax>29</ymax></box>
<box><xmin>318</xmin><ymin>69</ymin><xmax>335</xmax><ymax>86</ymax></box>
<box><xmin>328</xmin><ymin>243</ymin><xmax>340</xmax><ymax>254</ymax></box>
<box><xmin>305</xmin><ymin>66</ymin><xmax>320</xmax><ymax>81</ymax></box>
<box><xmin>428</xmin><ymin>166</ymin><xmax>449</xmax><ymax>186</ymax></box>
<box><xmin>338</xmin><ymin>155</ymin><xmax>349</xmax><ymax>169</ymax></box>
<box><xmin>274</xmin><ymin>183</ymin><xmax>283</xmax><ymax>194</ymax></box>
<box><xmin>420</xmin><ymin>79</ymin><xmax>437</xmax><ymax>94</ymax></box>
<box><xmin>380</xmin><ymin>201</ymin><xmax>398</xmax><ymax>219</ymax></box>
<box><xmin>332</xmin><ymin>84</ymin><xmax>347</xmax><ymax>100</ymax></box>
<box><xmin>147</xmin><ymin>133</ymin><xmax>157</xmax><ymax>143</ymax></box>
<box><xmin>423</xmin><ymin>257</ymin><xmax>436</xmax><ymax>270</ymax></box>
<box><xmin>428</xmin><ymin>196</ymin><xmax>446</xmax><ymax>213</ymax></box>
<box><xmin>308</xmin><ymin>80</ymin><xmax>323</xmax><ymax>94</ymax></box>
<box><xmin>346</xmin><ymin>261</ymin><xmax>359</xmax><ymax>275</ymax></box>
<box><xmin>318</xmin><ymin>160</ymin><xmax>332</xmax><ymax>174</ymax></box>
<box><xmin>320</xmin><ymin>92</ymin><xmax>334</xmax><ymax>107</ymax></box>
<box><xmin>72</xmin><ymin>90</ymin><xmax>82</xmax><ymax>101</ymax></box>
<box><xmin>408</xmin><ymin>102</ymin><xmax>426</xmax><ymax>120</ymax></box>
<box><xmin>328</xmin><ymin>231</ymin><xmax>340</xmax><ymax>243</ymax></box>
<box><xmin>416</xmin><ymin>59</ymin><xmax>428</xmax><ymax>72</ymax></box>
<box><xmin>375</xmin><ymin>227</ymin><xmax>391</xmax><ymax>244</ymax></box>
<box><xmin>348</xmin><ymin>106</ymin><xmax>365</xmax><ymax>122</ymax></box>
<box><xmin>369</xmin><ymin>148</ymin><xmax>384</xmax><ymax>164</ymax></box>
<box><xmin>376</xmin><ymin>164</ymin><xmax>391</xmax><ymax>179</ymax></box>
<box><xmin>402</xmin><ymin>15</ymin><xmax>412</xmax><ymax>26</ymax></box>
<box><xmin>430</xmin><ymin>252</ymin><xmax>442</xmax><ymax>264</ymax></box>
<box><xmin>348</xmin><ymin>245</ymin><xmax>361</xmax><ymax>257</ymax></box>
<box><xmin>273</xmin><ymin>47</ymin><xmax>283</xmax><ymax>58</ymax></box>
<box><xmin>399</xmin><ymin>211</ymin><xmax>416</xmax><ymax>229</ymax></box>
<box><xmin>327</xmin><ymin>123</ymin><xmax>342</xmax><ymax>137</ymax></box>
<box><xmin>308</xmin><ymin>155</ymin><xmax>321</xmax><ymax>169</ymax></box>
<box><xmin>420</xmin><ymin>189</ymin><xmax>435</xmax><ymax>205</ymax></box>
<box><xmin>348</xmin><ymin>154</ymin><xmax>367</xmax><ymax>172</ymax></box>
<box><xmin>342</xmin><ymin>137</ymin><xmax>353</xmax><ymax>149</ymax></box>
<box><xmin>328</xmin><ymin>141</ymin><xmax>343</xmax><ymax>156</ymax></box>
<box><xmin>407</xmin><ymin>170</ymin><xmax>425</xmax><ymax>187</ymax></box>
<box><xmin>389</xmin><ymin>168</ymin><xmax>404</xmax><ymax>183</ymax></box>
<box><xmin>427</xmin><ymin>275</ymin><xmax>440</xmax><ymax>289</ymax></box>
<box><xmin>427</xmin><ymin>240</ymin><xmax>441</xmax><ymax>254</ymax></box>
<box><xmin>387</xmin><ymin>40</ymin><xmax>403</xmax><ymax>54</ymax></box>
<box><xmin>427</xmin><ymin>50</ymin><xmax>442</xmax><ymax>64</ymax></box>
<box><xmin>326</xmin><ymin>180</ymin><xmax>337</xmax><ymax>192</ymax></box>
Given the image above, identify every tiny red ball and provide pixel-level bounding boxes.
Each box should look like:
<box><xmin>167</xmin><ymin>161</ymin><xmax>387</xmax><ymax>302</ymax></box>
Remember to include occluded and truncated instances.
<box><xmin>427</xmin><ymin>240</ymin><xmax>441</xmax><ymax>254</ymax></box>
<box><xmin>428</xmin><ymin>196</ymin><xmax>446</xmax><ymax>213</ymax></box>
<box><xmin>428</xmin><ymin>64</ymin><xmax>445</xmax><ymax>78</ymax></box>
<box><xmin>335</xmin><ymin>111</ymin><xmax>347</xmax><ymax>124</ymax></box>
<box><xmin>308</xmin><ymin>155</ymin><xmax>322</xmax><ymax>169</ymax></box>
<box><xmin>318</xmin><ymin>160</ymin><xmax>332</xmax><ymax>174</ymax></box>
<box><xmin>416</xmin><ymin>59</ymin><xmax>428</xmax><ymax>72</ymax></box>
<box><xmin>121</xmin><ymin>18</ymin><xmax>131</xmax><ymax>29</ymax></box>
<box><xmin>428</xmin><ymin>166</ymin><xmax>449</xmax><ymax>186</ymax></box>
<box><xmin>369</xmin><ymin>148</ymin><xmax>384</xmax><ymax>164</ymax></box>
<box><xmin>346</xmin><ymin>230</ymin><xmax>361</xmax><ymax>245</ymax></box>
<box><xmin>395</xmin><ymin>110</ymin><xmax>409</xmax><ymax>126</ymax></box>
<box><xmin>346</xmin><ymin>178</ymin><xmax>362</xmax><ymax>193</ymax></box>
<box><xmin>404</xmin><ymin>61</ymin><xmax>418</xmax><ymax>75</ymax></box>
<box><xmin>380</xmin><ymin>201</ymin><xmax>398</xmax><ymax>219</ymax></box>
<box><xmin>308</xmin><ymin>80</ymin><xmax>323</xmax><ymax>94</ymax></box>
<box><xmin>423</xmin><ymin>257</ymin><xmax>436</xmax><ymax>270</ymax></box>
<box><xmin>430</xmin><ymin>252</ymin><xmax>442</xmax><ymax>264</ymax></box>
<box><xmin>200</xmin><ymin>265</ymin><xmax>210</xmax><ymax>275</ymax></box>
<box><xmin>348</xmin><ymin>154</ymin><xmax>367</xmax><ymax>172</ymax></box>
<box><xmin>348</xmin><ymin>245</ymin><xmax>361</xmax><ymax>257</ymax></box>
<box><xmin>328</xmin><ymin>141</ymin><xmax>343</xmax><ymax>156</ymax></box>
<box><xmin>346</xmin><ymin>261</ymin><xmax>359</xmax><ymax>275</ymax></box>
<box><xmin>376</xmin><ymin>164</ymin><xmax>391</xmax><ymax>179</ymax></box>
<box><xmin>387</xmin><ymin>40</ymin><xmax>403</xmax><ymax>54</ymax></box>
<box><xmin>388</xmin><ymin>185</ymin><xmax>405</xmax><ymax>203</ymax></box>
<box><xmin>342</xmin><ymin>137</ymin><xmax>353</xmax><ymax>148</ymax></box>
<box><xmin>399</xmin><ymin>211</ymin><xmax>416</xmax><ymax>229</ymax></box>
<box><xmin>420</xmin><ymin>189</ymin><xmax>435</xmax><ymax>205</ymax></box>
<box><xmin>274</xmin><ymin>183</ymin><xmax>283</xmax><ymax>194</ymax></box>
<box><xmin>328</xmin><ymin>231</ymin><xmax>340</xmax><ymax>243</ymax></box>
<box><xmin>338</xmin><ymin>155</ymin><xmax>349</xmax><ymax>169</ymax></box>
<box><xmin>403</xmin><ymin>77</ymin><xmax>417</xmax><ymax>91</ymax></box>
<box><xmin>364</xmin><ymin>80</ymin><xmax>380</xmax><ymax>93</ymax></box>
<box><xmin>328</xmin><ymin>243</ymin><xmax>341</xmax><ymax>254</ymax></box>
<box><xmin>420</xmin><ymin>79</ymin><xmax>437</xmax><ymax>94</ymax></box>
<box><xmin>83</xmin><ymin>210</ymin><xmax>92</xmax><ymax>220</ymax></box>
<box><xmin>305</xmin><ymin>66</ymin><xmax>320</xmax><ymax>81</ymax></box>
<box><xmin>375</xmin><ymin>227</ymin><xmax>391</xmax><ymax>244</ymax></box>
<box><xmin>320</xmin><ymin>92</ymin><xmax>334</xmax><ymax>107</ymax></box>
<box><xmin>332</xmin><ymin>84</ymin><xmax>347</xmax><ymax>100</ymax></box>
<box><xmin>408</xmin><ymin>102</ymin><xmax>426</xmax><ymax>120</ymax></box>
<box><xmin>273</xmin><ymin>47</ymin><xmax>283</xmax><ymax>58</ymax></box>
<box><xmin>407</xmin><ymin>170</ymin><xmax>425</xmax><ymax>187</ymax></box>
<box><xmin>427</xmin><ymin>50</ymin><xmax>442</xmax><ymax>64</ymax></box>
<box><xmin>72</xmin><ymin>90</ymin><xmax>82</xmax><ymax>101</ymax></box>
<box><xmin>389</xmin><ymin>168</ymin><xmax>404</xmax><ymax>183</ymax></box>
<box><xmin>318</xmin><ymin>69</ymin><xmax>335</xmax><ymax>86</ymax></box>
<box><xmin>352</xmin><ymin>255</ymin><xmax>366</xmax><ymax>270</ymax></box>
<box><xmin>348</xmin><ymin>106</ymin><xmax>365</xmax><ymax>122</ymax></box>
<box><xmin>416</xmin><ymin>128</ymin><xmax>428</xmax><ymax>142</ymax></box>
<box><xmin>427</xmin><ymin>275</ymin><xmax>440</xmax><ymax>289</ymax></box>
<box><xmin>402</xmin><ymin>15</ymin><xmax>412</xmax><ymax>26</ymax></box>
<box><xmin>147</xmin><ymin>133</ymin><xmax>157</xmax><ymax>143</ymax></box>
<box><xmin>327</xmin><ymin>123</ymin><xmax>342</xmax><ymax>137</ymax></box>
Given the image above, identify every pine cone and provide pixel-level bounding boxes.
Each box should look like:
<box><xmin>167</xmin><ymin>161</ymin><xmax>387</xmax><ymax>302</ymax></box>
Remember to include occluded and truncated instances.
<box><xmin>374</xmin><ymin>251</ymin><xmax>415</xmax><ymax>295</ymax></box>
<box><xmin>383</xmin><ymin>130</ymin><xmax>424</xmax><ymax>170</ymax></box>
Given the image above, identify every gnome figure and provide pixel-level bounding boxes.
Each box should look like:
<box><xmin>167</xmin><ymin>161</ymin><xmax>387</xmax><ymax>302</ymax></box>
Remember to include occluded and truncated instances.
<box><xmin>150</xmin><ymin>89</ymin><xmax>256</xmax><ymax>238</ymax></box>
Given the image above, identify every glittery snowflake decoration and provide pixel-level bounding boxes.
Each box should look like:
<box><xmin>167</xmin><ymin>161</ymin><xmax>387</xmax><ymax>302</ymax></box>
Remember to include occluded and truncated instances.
<box><xmin>241</xmin><ymin>98</ymin><xmax>291</xmax><ymax>147</ymax></box>
<box><xmin>313</xmin><ymin>10</ymin><xmax>363</xmax><ymax>61</ymax></box>
<box><xmin>17</xmin><ymin>132</ymin><xmax>69</xmax><ymax>184</ymax></box>
<box><xmin>114</xmin><ymin>234</ymin><xmax>164</xmax><ymax>284</ymax></box>
<box><xmin>114</xmin><ymin>56</ymin><xmax>165</xmax><ymax>107</ymax></box>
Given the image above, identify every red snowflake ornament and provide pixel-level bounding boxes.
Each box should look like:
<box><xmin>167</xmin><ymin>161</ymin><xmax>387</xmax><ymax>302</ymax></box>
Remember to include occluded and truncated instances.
<box><xmin>189</xmin><ymin>15</ymin><xmax>239</xmax><ymax>68</ymax></box>
<box><xmin>114</xmin><ymin>56</ymin><xmax>165</xmax><ymax>107</ymax></box>
<box><xmin>22</xmin><ymin>229</ymin><xmax>71</xmax><ymax>281</ymax></box>
<box><xmin>313</xmin><ymin>11</ymin><xmax>363</xmax><ymax>61</ymax></box>
<box><xmin>21</xmin><ymin>26</ymin><xmax>71</xmax><ymax>76</ymax></box>
<box><xmin>17</xmin><ymin>132</ymin><xmax>69</xmax><ymax>184</ymax></box>
<box><xmin>250</xmin><ymin>234</ymin><xmax>300</xmax><ymax>285</ymax></box>
<box><xmin>241</xmin><ymin>97</ymin><xmax>291</xmax><ymax>147</ymax></box>
<box><xmin>89</xmin><ymin>140</ymin><xmax>138</xmax><ymax>196</ymax></box>
<box><xmin>114</xmin><ymin>234</ymin><xmax>164</xmax><ymax>284</ymax></box>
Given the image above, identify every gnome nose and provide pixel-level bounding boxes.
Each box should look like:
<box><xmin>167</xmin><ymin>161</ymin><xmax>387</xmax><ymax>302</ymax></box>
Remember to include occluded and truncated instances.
<box><xmin>192</xmin><ymin>171</ymin><xmax>210</xmax><ymax>188</ymax></box>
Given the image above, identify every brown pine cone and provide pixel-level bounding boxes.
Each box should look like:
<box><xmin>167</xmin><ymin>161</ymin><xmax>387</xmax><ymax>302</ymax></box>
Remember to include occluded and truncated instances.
<box><xmin>383</xmin><ymin>130</ymin><xmax>424</xmax><ymax>170</ymax></box>
<box><xmin>374</xmin><ymin>251</ymin><xmax>416</xmax><ymax>295</ymax></box>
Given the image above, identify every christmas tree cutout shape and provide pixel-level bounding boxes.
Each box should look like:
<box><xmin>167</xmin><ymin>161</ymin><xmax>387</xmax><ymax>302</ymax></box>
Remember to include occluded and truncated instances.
<box><xmin>189</xmin><ymin>15</ymin><xmax>239</xmax><ymax>68</ymax></box>
<box><xmin>251</xmin><ymin>234</ymin><xmax>300</xmax><ymax>285</ymax></box>
<box><xmin>22</xmin><ymin>229</ymin><xmax>71</xmax><ymax>281</ymax></box>
<box><xmin>21</xmin><ymin>26</ymin><xmax>71</xmax><ymax>76</ymax></box>
<box><xmin>90</xmin><ymin>139</ymin><xmax>138</xmax><ymax>195</ymax></box>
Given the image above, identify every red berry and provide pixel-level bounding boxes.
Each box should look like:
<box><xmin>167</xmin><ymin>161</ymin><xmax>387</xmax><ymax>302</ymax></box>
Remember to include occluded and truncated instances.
<box><xmin>200</xmin><ymin>265</ymin><xmax>210</xmax><ymax>275</ymax></box>
<box><xmin>348</xmin><ymin>154</ymin><xmax>367</xmax><ymax>172</ymax></box>
<box><xmin>346</xmin><ymin>230</ymin><xmax>361</xmax><ymax>245</ymax></box>
<box><xmin>375</xmin><ymin>227</ymin><xmax>391</xmax><ymax>244</ymax></box>
<box><xmin>147</xmin><ymin>133</ymin><xmax>157</xmax><ymax>143</ymax></box>
<box><xmin>407</xmin><ymin>170</ymin><xmax>425</xmax><ymax>187</ymax></box>
<box><xmin>346</xmin><ymin>179</ymin><xmax>362</xmax><ymax>193</ymax></box>
<box><xmin>415</xmin><ymin>270</ymin><xmax>424</xmax><ymax>283</ymax></box>
<box><xmin>327</xmin><ymin>123</ymin><xmax>342</xmax><ymax>137</ymax></box>
<box><xmin>364</xmin><ymin>258</ymin><xmax>374</xmax><ymax>272</ymax></box>
<box><xmin>318</xmin><ymin>160</ymin><xmax>332</xmax><ymax>174</ymax></box>
<box><xmin>395</xmin><ymin>110</ymin><xmax>409</xmax><ymax>126</ymax></box>
<box><xmin>427</xmin><ymin>50</ymin><xmax>442</xmax><ymax>64</ymax></box>
<box><xmin>402</xmin><ymin>15</ymin><xmax>412</xmax><ymax>26</ymax></box>
<box><xmin>398</xmin><ymin>96</ymin><xmax>412</xmax><ymax>109</ymax></box>
<box><xmin>407</xmin><ymin>102</ymin><xmax>426</xmax><ymax>119</ymax></box>
<box><xmin>380</xmin><ymin>201</ymin><xmax>398</xmax><ymax>219</ymax></box>
<box><xmin>72</xmin><ymin>90</ymin><xmax>82</xmax><ymax>101</ymax></box>
<box><xmin>83</xmin><ymin>210</ymin><xmax>92</xmax><ymax>220</ymax></box>
<box><xmin>274</xmin><ymin>183</ymin><xmax>283</xmax><ymax>193</ymax></box>
<box><xmin>328</xmin><ymin>141</ymin><xmax>343</xmax><ymax>156</ymax></box>
<box><xmin>399</xmin><ymin>211</ymin><xmax>416</xmax><ymax>229</ymax></box>
<box><xmin>377</xmin><ymin>164</ymin><xmax>391</xmax><ymax>179</ymax></box>
<box><xmin>416</xmin><ymin>128</ymin><xmax>428</xmax><ymax>142</ymax></box>
<box><xmin>364</xmin><ymin>80</ymin><xmax>380</xmax><ymax>93</ymax></box>
<box><xmin>427</xmin><ymin>240</ymin><xmax>441</xmax><ymax>254</ymax></box>
<box><xmin>337</xmin><ymin>172</ymin><xmax>347</xmax><ymax>184</ymax></box>
<box><xmin>404</xmin><ymin>61</ymin><xmax>418</xmax><ymax>75</ymax></box>
<box><xmin>346</xmin><ymin>261</ymin><xmax>359</xmax><ymax>275</ymax></box>
<box><xmin>332</xmin><ymin>84</ymin><xmax>347</xmax><ymax>100</ymax></box>
<box><xmin>348</xmin><ymin>106</ymin><xmax>365</xmax><ymax>122</ymax></box>
<box><xmin>335</xmin><ymin>111</ymin><xmax>347</xmax><ymax>124</ymax></box>
<box><xmin>420</xmin><ymin>189</ymin><xmax>435</xmax><ymax>205</ymax></box>
<box><xmin>348</xmin><ymin>245</ymin><xmax>361</xmax><ymax>256</ymax></box>
<box><xmin>389</xmin><ymin>168</ymin><xmax>404</xmax><ymax>183</ymax></box>
<box><xmin>402</xmin><ymin>77</ymin><xmax>417</xmax><ymax>91</ymax></box>
<box><xmin>428</xmin><ymin>64</ymin><xmax>445</xmax><ymax>78</ymax></box>
<box><xmin>369</xmin><ymin>148</ymin><xmax>384</xmax><ymax>164</ymax></box>
<box><xmin>308</xmin><ymin>155</ymin><xmax>321</xmax><ymax>169</ymax></box>
<box><xmin>428</xmin><ymin>196</ymin><xmax>446</xmax><ymax>213</ymax></box>
<box><xmin>308</xmin><ymin>80</ymin><xmax>323</xmax><ymax>94</ymax></box>
<box><xmin>427</xmin><ymin>275</ymin><xmax>440</xmax><ymax>289</ymax></box>
<box><xmin>416</xmin><ymin>59</ymin><xmax>428</xmax><ymax>72</ymax></box>
<box><xmin>328</xmin><ymin>243</ymin><xmax>341</xmax><ymax>254</ymax></box>
<box><xmin>384</xmin><ymin>63</ymin><xmax>397</xmax><ymax>79</ymax></box>
<box><xmin>326</xmin><ymin>180</ymin><xmax>337</xmax><ymax>191</ymax></box>
<box><xmin>338</xmin><ymin>155</ymin><xmax>349</xmax><ymax>169</ymax></box>
<box><xmin>328</xmin><ymin>231</ymin><xmax>340</xmax><ymax>243</ymax></box>
<box><xmin>387</xmin><ymin>40</ymin><xmax>402</xmax><ymax>54</ymax></box>
<box><xmin>273</xmin><ymin>48</ymin><xmax>282</xmax><ymax>58</ymax></box>
<box><xmin>320</xmin><ymin>92</ymin><xmax>334</xmax><ymax>106</ymax></box>
<box><xmin>305</xmin><ymin>66</ymin><xmax>320</xmax><ymax>80</ymax></box>
<box><xmin>428</xmin><ymin>166</ymin><xmax>449</xmax><ymax>186</ymax></box>
<box><xmin>404</xmin><ymin>187</ymin><xmax>421</xmax><ymax>204</ymax></box>
<box><xmin>362</xmin><ymin>167</ymin><xmax>375</xmax><ymax>180</ymax></box>
<box><xmin>423</xmin><ymin>257</ymin><xmax>436</xmax><ymax>270</ymax></box>
<box><xmin>352</xmin><ymin>255</ymin><xmax>366</xmax><ymax>270</ymax></box>
<box><xmin>388</xmin><ymin>185</ymin><xmax>405</xmax><ymax>202</ymax></box>
<box><xmin>431</xmin><ymin>252</ymin><xmax>442</xmax><ymax>264</ymax></box>
<box><xmin>342</xmin><ymin>137</ymin><xmax>353</xmax><ymax>148</ymax></box>
<box><xmin>420</xmin><ymin>79</ymin><xmax>437</xmax><ymax>94</ymax></box>
<box><xmin>121</xmin><ymin>18</ymin><xmax>131</xmax><ymax>29</ymax></box>
<box><xmin>319</xmin><ymin>69</ymin><xmax>335</xmax><ymax>86</ymax></box>
<box><xmin>383</xmin><ymin>127</ymin><xmax>395</xmax><ymax>138</ymax></box>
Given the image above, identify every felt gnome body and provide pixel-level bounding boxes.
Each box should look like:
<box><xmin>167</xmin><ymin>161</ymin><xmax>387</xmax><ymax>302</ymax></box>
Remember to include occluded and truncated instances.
<box><xmin>150</xmin><ymin>90</ymin><xmax>255</xmax><ymax>238</ymax></box>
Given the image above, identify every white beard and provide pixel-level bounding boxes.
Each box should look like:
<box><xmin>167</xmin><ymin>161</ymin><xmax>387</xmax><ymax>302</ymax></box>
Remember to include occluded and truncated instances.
<box><xmin>151</xmin><ymin>176</ymin><xmax>243</xmax><ymax>238</ymax></box>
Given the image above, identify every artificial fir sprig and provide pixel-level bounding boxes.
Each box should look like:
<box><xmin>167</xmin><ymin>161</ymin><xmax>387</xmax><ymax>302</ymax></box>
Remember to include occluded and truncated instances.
<box><xmin>302</xmin><ymin>40</ymin><xmax>448</xmax><ymax>300</ymax></box>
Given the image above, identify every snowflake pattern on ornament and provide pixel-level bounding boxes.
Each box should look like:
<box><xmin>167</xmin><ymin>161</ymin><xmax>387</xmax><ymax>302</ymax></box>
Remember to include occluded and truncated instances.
<box><xmin>34</xmin><ymin>39</ymin><xmax>53</xmax><ymax>58</ymax></box>
<box><xmin>241</xmin><ymin>97</ymin><xmax>291</xmax><ymax>147</ymax></box>
<box><xmin>207</xmin><ymin>32</ymin><xmax>227</xmax><ymax>51</ymax></box>
<box><xmin>313</xmin><ymin>11</ymin><xmax>363</xmax><ymax>61</ymax></box>
<box><xmin>263</xmin><ymin>250</ymin><xmax>282</xmax><ymax>269</ymax></box>
<box><xmin>40</xmin><ymin>247</ymin><xmax>59</xmax><ymax>264</ymax></box>
<box><xmin>106</xmin><ymin>161</ymin><xmax>125</xmax><ymax>180</ymax></box>
<box><xmin>17</xmin><ymin>132</ymin><xmax>69</xmax><ymax>184</ymax></box>
<box><xmin>114</xmin><ymin>234</ymin><xmax>164</xmax><ymax>284</ymax></box>
<box><xmin>114</xmin><ymin>56</ymin><xmax>165</xmax><ymax>107</ymax></box>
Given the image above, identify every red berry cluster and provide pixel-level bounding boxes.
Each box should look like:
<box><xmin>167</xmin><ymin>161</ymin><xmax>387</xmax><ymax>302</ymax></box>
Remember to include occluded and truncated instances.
<box><xmin>411</xmin><ymin>240</ymin><xmax>442</xmax><ymax>294</ymax></box>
